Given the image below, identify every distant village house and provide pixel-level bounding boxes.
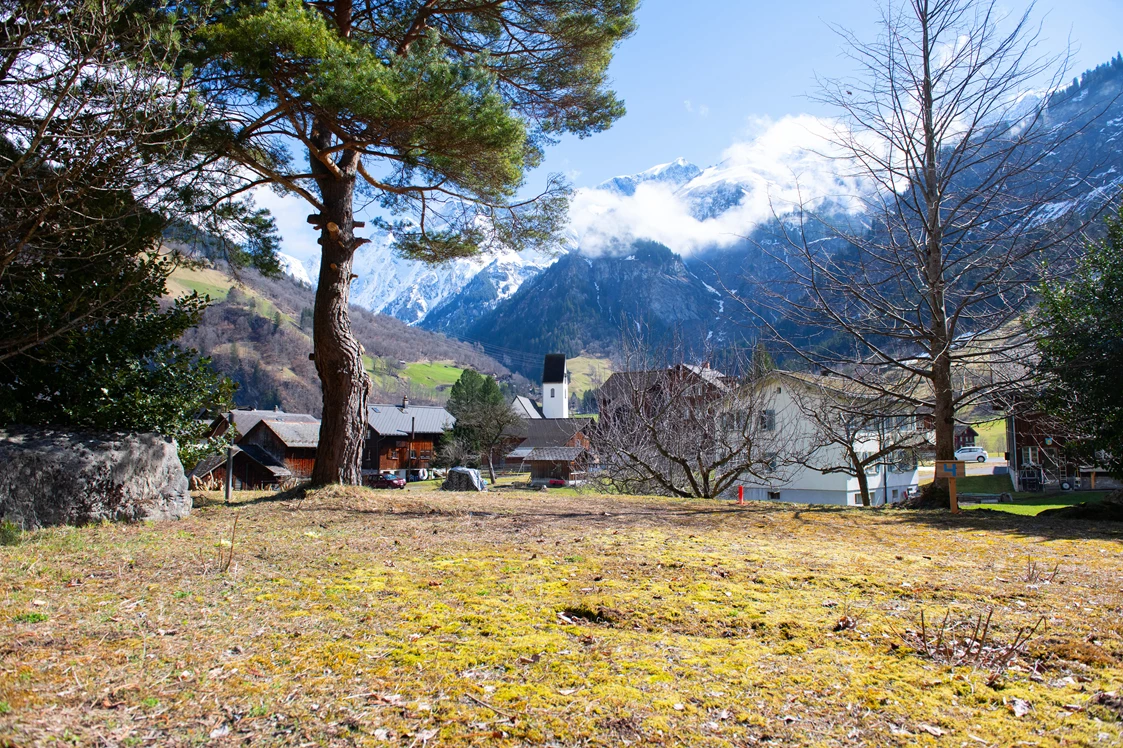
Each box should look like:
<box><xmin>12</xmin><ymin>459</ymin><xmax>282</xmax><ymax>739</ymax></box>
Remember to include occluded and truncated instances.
<box><xmin>363</xmin><ymin>397</ymin><xmax>455</xmax><ymax>482</ymax></box>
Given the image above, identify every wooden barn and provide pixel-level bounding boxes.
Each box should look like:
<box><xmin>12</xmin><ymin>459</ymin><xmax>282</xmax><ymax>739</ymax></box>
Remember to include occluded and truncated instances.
<box><xmin>524</xmin><ymin>445</ymin><xmax>596</xmax><ymax>486</ymax></box>
<box><xmin>362</xmin><ymin>398</ymin><xmax>454</xmax><ymax>482</ymax></box>
<box><xmin>506</xmin><ymin>418</ymin><xmax>595</xmax><ymax>486</ymax></box>
<box><xmin>189</xmin><ymin>418</ymin><xmax>320</xmax><ymax>489</ymax></box>
<box><xmin>239</xmin><ymin>419</ymin><xmax>320</xmax><ymax>479</ymax></box>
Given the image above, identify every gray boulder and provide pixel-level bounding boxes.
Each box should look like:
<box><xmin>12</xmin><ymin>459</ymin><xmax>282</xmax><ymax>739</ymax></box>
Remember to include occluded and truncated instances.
<box><xmin>0</xmin><ymin>427</ymin><xmax>191</xmax><ymax>529</ymax></box>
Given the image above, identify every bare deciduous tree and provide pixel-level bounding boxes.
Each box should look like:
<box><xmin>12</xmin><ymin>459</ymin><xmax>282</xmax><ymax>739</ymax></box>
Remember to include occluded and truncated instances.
<box><xmin>783</xmin><ymin>372</ymin><xmax>927</xmax><ymax>506</ymax></box>
<box><xmin>739</xmin><ymin>0</ymin><xmax>1113</xmax><ymax>491</ymax></box>
<box><xmin>593</xmin><ymin>334</ymin><xmax>793</xmax><ymax>500</ymax></box>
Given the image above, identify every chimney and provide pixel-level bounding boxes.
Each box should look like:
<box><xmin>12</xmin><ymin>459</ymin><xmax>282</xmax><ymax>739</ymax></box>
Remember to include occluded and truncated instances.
<box><xmin>273</xmin><ymin>405</ymin><xmax>280</xmax><ymax>412</ymax></box>
<box><xmin>402</xmin><ymin>395</ymin><xmax>410</xmax><ymax>409</ymax></box>
<box><xmin>702</xmin><ymin>362</ymin><xmax>710</xmax><ymax>370</ymax></box>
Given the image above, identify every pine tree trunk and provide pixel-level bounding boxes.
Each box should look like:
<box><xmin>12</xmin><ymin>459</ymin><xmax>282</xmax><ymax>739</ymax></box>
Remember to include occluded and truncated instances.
<box><xmin>309</xmin><ymin>135</ymin><xmax>368</xmax><ymax>485</ymax></box>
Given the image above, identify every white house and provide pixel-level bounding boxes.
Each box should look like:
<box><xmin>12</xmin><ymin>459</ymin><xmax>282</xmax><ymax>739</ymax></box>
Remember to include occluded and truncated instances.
<box><xmin>541</xmin><ymin>353</ymin><xmax>569</xmax><ymax>419</ymax></box>
<box><xmin>738</xmin><ymin>371</ymin><xmax>922</xmax><ymax>506</ymax></box>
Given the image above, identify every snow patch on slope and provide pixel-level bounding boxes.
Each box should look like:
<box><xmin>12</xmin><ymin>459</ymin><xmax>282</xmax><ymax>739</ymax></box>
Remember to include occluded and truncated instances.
<box><xmin>277</xmin><ymin>252</ymin><xmax>313</xmax><ymax>285</ymax></box>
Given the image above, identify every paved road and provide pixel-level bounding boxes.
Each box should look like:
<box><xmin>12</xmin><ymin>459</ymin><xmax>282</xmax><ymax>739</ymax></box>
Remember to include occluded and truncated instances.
<box><xmin>917</xmin><ymin>456</ymin><xmax>1008</xmax><ymax>481</ymax></box>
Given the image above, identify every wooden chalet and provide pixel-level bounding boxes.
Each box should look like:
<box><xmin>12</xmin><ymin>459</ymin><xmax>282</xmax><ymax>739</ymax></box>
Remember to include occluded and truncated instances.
<box><xmin>524</xmin><ymin>446</ymin><xmax>596</xmax><ymax>486</ymax></box>
<box><xmin>240</xmin><ymin>420</ymin><xmax>319</xmax><ymax>479</ymax></box>
<box><xmin>955</xmin><ymin>424</ymin><xmax>979</xmax><ymax>449</ymax></box>
<box><xmin>362</xmin><ymin>398</ymin><xmax>454</xmax><ymax>481</ymax></box>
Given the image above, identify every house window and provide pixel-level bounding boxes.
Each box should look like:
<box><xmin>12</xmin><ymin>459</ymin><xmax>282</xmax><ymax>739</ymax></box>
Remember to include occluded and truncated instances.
<box><xmin>550</xmin><ymin>387</ymin><xmax>555</xmax><ymax>398</ymax></box>
<box><xmin>1021</xmin><ymin>446</ymin><xmax>1039</xmax><ymax>466</ymax></box>
<box><xmin>767</xmin><ymin>491</ymin><xmax>781</xmax><ymax>501</ymax></box>
<box><xmin>892</xmin><ymin>489</ymin><xmax>899</xmax><ymax>500</ymax></box>
<box><xmin>420</xmin><ymin>450</ymin><xmax>432</xmax><ymax>460</ymax></box>
<box><xmin>388</xmin><ymin>449</ymin><xmax>398</xmax><ymax>460</ymax></box>
<box><xmin>759</xmin><ymin>409</ymin><xmax>776</xmax><ymax>431</ymax></box>
<box><xmin>852</xmin><ymin>493</ymin><xmax>863</xmax><ymax>505</ymax></box>
<box><xmin>410</xmin><ymin>449</ymin><xmax>417</xmax><ymax>459</ymax></box>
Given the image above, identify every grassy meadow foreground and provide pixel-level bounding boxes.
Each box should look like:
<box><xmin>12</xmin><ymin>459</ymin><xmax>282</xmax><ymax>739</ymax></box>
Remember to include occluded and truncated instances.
<box><xmin>2</xmin><ymin>489</ymin><xmax>1122</xmax><ymax>746</ymax></box>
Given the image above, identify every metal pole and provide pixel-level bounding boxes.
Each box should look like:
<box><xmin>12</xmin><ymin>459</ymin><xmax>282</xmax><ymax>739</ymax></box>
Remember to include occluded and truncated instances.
<box><xmin>224</xmin><ymin>446</ymin><xmax>233</xmax><ymax>505</ymax></box>
<box><xmin>224</xmin><ymin>411</ymin><xmax>234</xmax><ymax>505</ymax></box>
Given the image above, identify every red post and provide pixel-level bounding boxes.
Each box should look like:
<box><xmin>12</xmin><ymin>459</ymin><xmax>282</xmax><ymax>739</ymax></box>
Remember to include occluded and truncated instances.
<box><xmin>737</xmin><ymin>485</ymin><xmax>744</xmax><ymax>505</ymax></box>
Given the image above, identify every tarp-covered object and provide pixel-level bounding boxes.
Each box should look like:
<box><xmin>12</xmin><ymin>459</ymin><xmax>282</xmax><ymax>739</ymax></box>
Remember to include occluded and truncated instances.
<box><xmin>442</xmin><ymin>467</ymin><xmax>487</xmax><ymax>492</ymax></box>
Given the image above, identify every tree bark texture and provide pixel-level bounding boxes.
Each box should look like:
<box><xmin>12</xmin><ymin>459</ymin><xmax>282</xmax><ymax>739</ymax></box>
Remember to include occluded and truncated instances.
<box><xmin>309</xmin><ymin>129</ymin><xmax>369</xmax><ymax>485</ymax></box>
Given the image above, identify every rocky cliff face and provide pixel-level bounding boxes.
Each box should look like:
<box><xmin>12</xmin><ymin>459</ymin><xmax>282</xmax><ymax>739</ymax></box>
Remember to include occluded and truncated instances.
<box><xmin>0</xmin><ymin>428</ymin><xmax>191</xmax><ymax>529</ymax></box>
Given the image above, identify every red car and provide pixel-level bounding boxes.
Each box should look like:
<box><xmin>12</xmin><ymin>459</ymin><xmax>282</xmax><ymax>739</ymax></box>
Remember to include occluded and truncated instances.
<box><xmin>370</xmin><ymin>473</ymin><xmax>406</xmax><ymax>489</ymax></box>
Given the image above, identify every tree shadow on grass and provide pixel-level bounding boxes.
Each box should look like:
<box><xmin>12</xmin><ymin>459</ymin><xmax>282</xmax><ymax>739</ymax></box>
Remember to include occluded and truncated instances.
<box><xmin>887</xmin><ymin>505</ymin><xmax>1123</xmax><ymax>544</ymax></box>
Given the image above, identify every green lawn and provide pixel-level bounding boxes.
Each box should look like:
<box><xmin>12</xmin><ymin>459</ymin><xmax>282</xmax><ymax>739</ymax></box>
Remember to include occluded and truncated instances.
<box><xmin>964</xmin><ymin>491</ymin><xmax>1110</xmax><ymax>516</ymax></box>
<box><xmin>402</xmin><ymin>361</ymin><xmax>465</xmax><ymax>389</ymax></box>
<box><xmin>567</xmin><ymin>355</ymin><xmax>613</xmax><ymax>399</ymax></box>
<box><xmin>954</xmin><ymin>473</ymin><xmax>1014</xmax><ymax>494</ymax></box>
<box><xmin>972</xmin><ymin>418</ymin><xmax>1007</xmax><ymax>454</ymax></box>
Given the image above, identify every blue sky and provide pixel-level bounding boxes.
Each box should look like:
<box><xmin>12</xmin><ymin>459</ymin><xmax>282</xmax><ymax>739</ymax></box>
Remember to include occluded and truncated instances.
<box><xmin>524</xmin><ymin>0</ymin><xmax>1123</xmax><ymax>191</ymax></box>
<box><xmin>267</xmin><ymin>0</ymin><xmax>1123</xmax><ymax>264</ymax></box>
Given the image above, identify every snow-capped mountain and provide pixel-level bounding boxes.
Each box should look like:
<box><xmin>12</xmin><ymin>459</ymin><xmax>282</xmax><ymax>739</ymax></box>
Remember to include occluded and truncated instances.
<box><xmin>277</xmin><ymin>252</ymin><xmax>313</xmax><ymax>285</ymax></box>
<box><xmin>293</xmin><ymin>229</ymin><xmax>556</xmax><ymax>326</ymax></box>
<box><xmin>280</xmin><ymin>54</ymin><xmax>1123</xmax><ymax>354</ymax></box>
<box><xmin>598</xmin><ymin>157</ymin><xmax>703</xmax><ymax>196</ymax></box>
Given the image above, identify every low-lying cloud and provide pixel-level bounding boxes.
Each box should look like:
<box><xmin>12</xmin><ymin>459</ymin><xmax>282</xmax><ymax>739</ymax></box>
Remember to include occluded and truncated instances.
<box><xmin>567</xmin><ymin>114</ymin><xmax>874</xmax><ymax>256</ymax></box>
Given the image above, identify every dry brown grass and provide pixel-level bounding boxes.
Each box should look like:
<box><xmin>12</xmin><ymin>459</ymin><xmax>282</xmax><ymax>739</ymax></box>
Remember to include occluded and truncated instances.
<box><xmin>2</xmin><ymin>486</ymin><xmax>1122</xmax><ymax>746</ymax></box>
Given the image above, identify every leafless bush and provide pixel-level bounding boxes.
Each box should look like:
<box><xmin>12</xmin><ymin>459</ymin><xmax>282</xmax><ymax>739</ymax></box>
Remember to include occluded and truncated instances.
<box><xmin>593</xmin><ymin>330</ymin><xmax>796</xmax><ymax>499</ymax></box>
<box><xmin>895</xmin><ymin>607</ymin><xmax>1047</xmax><ymax>678</ymax></box>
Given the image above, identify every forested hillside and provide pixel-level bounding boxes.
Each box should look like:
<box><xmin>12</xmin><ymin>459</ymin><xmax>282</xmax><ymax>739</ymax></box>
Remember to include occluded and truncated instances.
<box><xmin>174</xmin><ymin>264</ymin><xmax>526</xmax><ymax>415</ymax></box>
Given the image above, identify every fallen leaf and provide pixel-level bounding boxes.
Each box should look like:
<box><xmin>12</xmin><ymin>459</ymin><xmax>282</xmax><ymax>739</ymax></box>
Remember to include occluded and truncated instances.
<box><xmin>917</xmin><ymin>723</ymin><xmax>946</xmax><ymax>736</ymax></box>
<box><xmin>209</xmin><ymin>724</ymin><xmax>230</xmax><ymax>739</ymax></box>
<box><xmin>1010</xmin><ymin>697</ymin><xmax>1031</xmax><ymax>717</ymax></box>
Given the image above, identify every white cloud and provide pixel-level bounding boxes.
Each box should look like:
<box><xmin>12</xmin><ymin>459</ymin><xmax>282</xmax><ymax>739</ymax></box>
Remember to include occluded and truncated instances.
<box><xmin>253</xmin><ymin>188</ymin><xmax>322</xmax><ymax>265</ymax></box>
<box><xmin>699</xmin><ymin>104</ymin><xmax>710</xmax><ymax>118</ymax></box>
<box><xmin>683</xmin><ymin>99</ymin><xmax>694</xmax><ymax>113</ymax></box>
<box><xmin>567</xmin><ymin>114</ymin><xmax>875</xmax><ymax>256</ymax></box>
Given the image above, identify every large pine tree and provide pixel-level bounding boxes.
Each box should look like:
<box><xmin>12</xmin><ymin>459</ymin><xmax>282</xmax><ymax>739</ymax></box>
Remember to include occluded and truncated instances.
<box><xmin>188</xmin><ymin>0</ymin><xmax>637</xmax><ymax>484</ymax></box>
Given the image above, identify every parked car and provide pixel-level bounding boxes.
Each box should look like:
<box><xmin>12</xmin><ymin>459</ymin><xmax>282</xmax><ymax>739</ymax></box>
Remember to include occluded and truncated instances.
<box><xmin>370</xmin><ymin>472</ymin><xmax>406</xmax><ymax>489</ymax></box>
<box><xmin>954</xmin><ymin>446</ymin><xmax>989</xmax><ymax>462</ymax></box>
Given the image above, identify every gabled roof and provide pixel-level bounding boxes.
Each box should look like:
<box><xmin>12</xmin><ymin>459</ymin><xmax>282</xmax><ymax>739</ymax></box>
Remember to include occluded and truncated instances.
<box><xmin>507</xmin><ymin>418</ymin><xmax>589</xmax><ymax>459</ymax></box>
<box><xmin>600</xmin><ymin>363</ymin><xmax>731</xmax><ymax>401</ymax></box>
<box><xmin>216</xmin><ymin>409</ymin><xmax>318</xmax><ymax>439</ymax></box>
<box><xmin>525</xmin><ymin>446</ymin><xmax>588</xmax><ymax>462</ymax></box>
<box><xmin>367</xmin><ymin>404</ymin><xmax>455</xmax><ymax>436</ymax></box>
<box><xmin>188</xmin><ymin>444</ymin><xmax>293</xmax><ymax>480</ymax></box>
<box><xmin>258</xmin><ymin>420</ymin><xmax>321</xmax><ymax>449</ymax></box>
<box><xmin>523</xmin><ymin>418</ymin><xmax>587</xmax><ymax>447</ymax></box>
<box><xmin>511</xmin><ymin>395</ymin><xmax>542</xmax><ymax>419</ymax></box>
<box><xmin>542</xmin><ymin>353</ymin><xmax>567</xmax><ymax>384</ymax></box>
